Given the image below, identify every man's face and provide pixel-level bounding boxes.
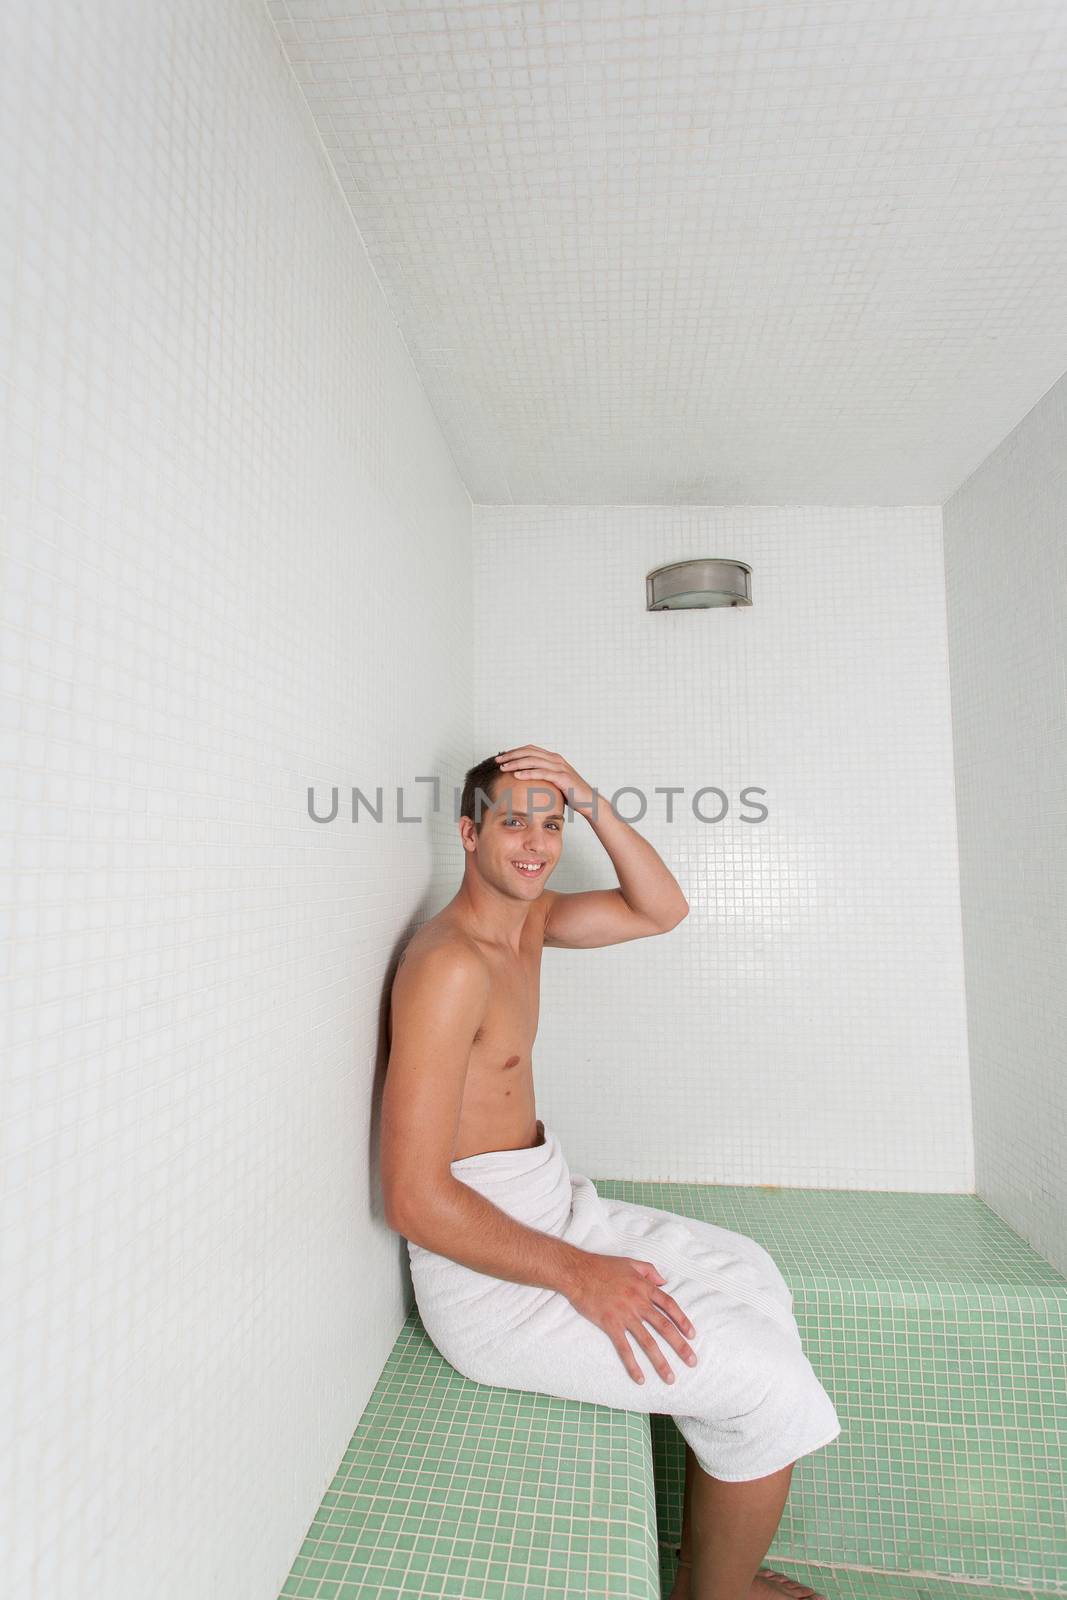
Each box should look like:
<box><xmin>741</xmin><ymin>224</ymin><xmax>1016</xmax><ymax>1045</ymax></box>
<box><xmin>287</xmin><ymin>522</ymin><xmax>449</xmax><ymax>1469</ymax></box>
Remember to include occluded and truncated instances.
<box><xmin>470</xmin><ymin>776</ymin><xmax>565</xmax><ymax>896</ymax></box>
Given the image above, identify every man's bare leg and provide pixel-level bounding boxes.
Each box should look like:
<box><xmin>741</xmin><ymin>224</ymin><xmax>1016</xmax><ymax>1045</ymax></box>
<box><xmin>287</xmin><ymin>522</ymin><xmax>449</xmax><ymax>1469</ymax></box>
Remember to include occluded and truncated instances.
<box><xmin>668</xmin><ymin>1443</ymin><xmax>796</xmax><ymax>1600</ymax></box>
<box><xmin>669</xmin><ymin>1440</ymin><xmax>698</xmax><ymax>1593</ymax></box>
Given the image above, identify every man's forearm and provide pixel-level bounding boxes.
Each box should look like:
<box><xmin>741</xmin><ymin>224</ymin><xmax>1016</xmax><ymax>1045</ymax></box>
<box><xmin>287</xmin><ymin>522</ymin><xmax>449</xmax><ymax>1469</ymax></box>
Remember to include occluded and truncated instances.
<box><xmin>392</xmin><ymin>1177</ymin><xmax>588</xmax><ymax>1295</ymax></box>
<box><xmin>584</xmin><ymin>795</ymin><xmax>688</xmax><ymax>926</ymax></box>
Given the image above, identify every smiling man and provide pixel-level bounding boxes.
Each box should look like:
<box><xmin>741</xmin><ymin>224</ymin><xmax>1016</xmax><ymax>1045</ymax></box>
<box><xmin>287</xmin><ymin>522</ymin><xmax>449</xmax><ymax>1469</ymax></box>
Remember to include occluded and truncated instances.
<box><xmin>380</xmin><ymin>745</ymin><xmax>840</xmax><ymax>1600</ymax></box>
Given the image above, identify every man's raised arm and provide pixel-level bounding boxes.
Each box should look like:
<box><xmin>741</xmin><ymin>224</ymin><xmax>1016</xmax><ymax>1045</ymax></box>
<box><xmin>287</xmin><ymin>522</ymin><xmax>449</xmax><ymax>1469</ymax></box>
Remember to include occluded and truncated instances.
<box><xmin>491</xmin><ymin>745</ymin><xmax>689</xmax><ymax>949</ymax></box>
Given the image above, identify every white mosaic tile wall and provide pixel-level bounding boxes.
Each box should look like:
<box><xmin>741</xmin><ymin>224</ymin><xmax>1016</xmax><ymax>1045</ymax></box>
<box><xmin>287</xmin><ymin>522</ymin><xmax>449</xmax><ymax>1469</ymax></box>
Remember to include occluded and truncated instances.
<box><xmin>943</xmin><ymin>372</ymin><xmax>1067</xmax><ymax>1277</ymax></box>
<box><xmin>473</xmin><ymin>505</ymin><xmax>973</xmax><ymax>1192</ymax></box>
<box><xmin>0</xmin><ymin>3</ymin><xmax>470</xmax><ymax>1596</ymax></box>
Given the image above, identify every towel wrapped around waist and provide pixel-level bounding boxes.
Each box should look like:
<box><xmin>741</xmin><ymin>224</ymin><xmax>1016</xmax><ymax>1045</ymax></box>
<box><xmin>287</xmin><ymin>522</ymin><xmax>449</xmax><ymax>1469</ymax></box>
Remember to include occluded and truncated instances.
<box><xmin>407</xmin><ymin>1121</ymin><xmax>841</xmax><ymax>1482</ymax></box>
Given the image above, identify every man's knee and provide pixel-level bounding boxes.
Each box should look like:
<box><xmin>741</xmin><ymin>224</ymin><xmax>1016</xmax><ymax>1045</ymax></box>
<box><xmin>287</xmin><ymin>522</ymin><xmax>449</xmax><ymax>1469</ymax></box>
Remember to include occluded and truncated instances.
<box><xmin>729</xmin><ymin>1336</ymin><xmax>828</xmax><ymax>1433</ymax></box>
<box><xmin>763</xmin><ymin>1341</ymin><xmax>840</xmax><ymax>1453</ymax></box>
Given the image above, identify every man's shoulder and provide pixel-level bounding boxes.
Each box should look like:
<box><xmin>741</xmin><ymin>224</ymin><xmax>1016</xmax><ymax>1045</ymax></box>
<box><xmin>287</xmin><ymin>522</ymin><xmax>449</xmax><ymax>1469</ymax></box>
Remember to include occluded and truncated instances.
<box><xmin>397</xmin><ymin>918</ymin><xmax>489</xmax><ymax>988</ymax></box>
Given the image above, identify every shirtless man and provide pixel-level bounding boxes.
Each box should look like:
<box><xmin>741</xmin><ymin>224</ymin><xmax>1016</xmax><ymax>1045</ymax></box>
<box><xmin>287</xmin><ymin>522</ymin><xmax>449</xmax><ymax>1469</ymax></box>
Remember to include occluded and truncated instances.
<box><xmin>381</xmin><ymin>746</ymin><xmax>838</xmax><ymax>1600</ymax></box>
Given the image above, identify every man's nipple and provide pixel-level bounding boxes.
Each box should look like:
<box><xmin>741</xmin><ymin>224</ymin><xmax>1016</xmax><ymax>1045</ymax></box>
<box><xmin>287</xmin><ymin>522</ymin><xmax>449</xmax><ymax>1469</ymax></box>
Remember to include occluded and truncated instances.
<box><xmin>504</xmin><ymin>1055</ymin><xmax>520</xmax><ymax>1069</ymax></box>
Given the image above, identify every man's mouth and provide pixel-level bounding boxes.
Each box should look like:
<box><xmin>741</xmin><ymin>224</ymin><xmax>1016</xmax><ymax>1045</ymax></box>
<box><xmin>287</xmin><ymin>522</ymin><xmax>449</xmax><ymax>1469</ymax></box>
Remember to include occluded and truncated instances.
<box><xmin>511</xmin><ymin>860</ymin><xmax>546</xmax><ymax>878</ymax></box>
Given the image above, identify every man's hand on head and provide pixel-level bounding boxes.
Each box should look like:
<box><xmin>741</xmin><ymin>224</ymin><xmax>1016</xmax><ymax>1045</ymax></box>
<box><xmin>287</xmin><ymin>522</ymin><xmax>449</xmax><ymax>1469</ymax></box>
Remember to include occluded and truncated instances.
<box><xmin>494</xmin><ymin>746</ymin><xmax>596</xmax><ymax>821</ymax></box>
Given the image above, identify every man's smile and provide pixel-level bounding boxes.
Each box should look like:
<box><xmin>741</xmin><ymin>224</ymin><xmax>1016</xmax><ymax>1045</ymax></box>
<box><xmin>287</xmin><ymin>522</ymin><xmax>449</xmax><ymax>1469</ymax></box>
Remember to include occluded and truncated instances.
<box><xmin>511</xmin><ymin>860</ymin><xmax>547</xmax><ymax>877</ymax></box>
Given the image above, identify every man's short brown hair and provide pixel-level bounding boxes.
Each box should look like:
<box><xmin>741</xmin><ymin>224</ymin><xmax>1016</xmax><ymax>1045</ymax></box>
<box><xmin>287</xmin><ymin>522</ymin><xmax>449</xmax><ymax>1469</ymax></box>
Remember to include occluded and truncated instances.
<box><xmin>461</xmin><ymin>754</ymin><xmax>506</xmax><ymax>832</ymax></box>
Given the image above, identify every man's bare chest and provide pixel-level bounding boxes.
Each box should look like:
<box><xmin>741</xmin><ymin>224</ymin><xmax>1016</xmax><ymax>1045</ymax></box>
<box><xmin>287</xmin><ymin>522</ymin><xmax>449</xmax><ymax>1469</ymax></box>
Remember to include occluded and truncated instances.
<box><xmin>471</xmin><ymin>945</ymin><xmax>542</xmax><ymax>1054</ymax></box>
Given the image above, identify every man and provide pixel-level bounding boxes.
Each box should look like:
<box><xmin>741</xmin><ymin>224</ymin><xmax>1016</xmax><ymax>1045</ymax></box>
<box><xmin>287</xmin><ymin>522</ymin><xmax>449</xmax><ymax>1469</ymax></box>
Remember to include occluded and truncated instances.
<box><xmin>381</xmin><ymin>745</ymin><xmax>840</xmax><ymax>1600</ymax></box>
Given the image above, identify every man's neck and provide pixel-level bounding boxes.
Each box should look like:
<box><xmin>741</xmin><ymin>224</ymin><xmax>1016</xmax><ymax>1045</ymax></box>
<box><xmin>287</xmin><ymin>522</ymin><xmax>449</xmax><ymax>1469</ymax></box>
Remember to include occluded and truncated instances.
<box><xmin>451</xmin><ymin>873</ymin><xmax>536</xmax><ymax>951</ymax></box>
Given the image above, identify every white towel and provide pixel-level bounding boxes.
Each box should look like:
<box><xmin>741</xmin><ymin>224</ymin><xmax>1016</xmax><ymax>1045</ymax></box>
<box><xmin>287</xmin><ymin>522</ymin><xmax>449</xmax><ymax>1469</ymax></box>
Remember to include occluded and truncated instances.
<box><xmin>407</xmin><ymin>1121</ymin><xmax>841</xmax><ymax>1482</ymax></box>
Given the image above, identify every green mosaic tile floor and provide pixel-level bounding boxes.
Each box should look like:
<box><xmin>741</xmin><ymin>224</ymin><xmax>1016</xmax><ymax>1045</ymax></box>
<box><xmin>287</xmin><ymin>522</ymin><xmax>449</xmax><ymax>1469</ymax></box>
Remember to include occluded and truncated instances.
<box><xmin>592</xmin><ymin>1183</ymin><xmax>1067</xmax><ymax>1297</ymax></box>
<box><xmin>657</xmin><ymin>1543</ymin><xmax>1056</xmax><ymax>1599</ymax></box>
<box><xmin>277</xmin><ymin>1184</ymin><xmax>1066</xmax><ymax>1599</ymax></box>
<box><xmin>595</xmin><ymin>1183</ymin><xmax>1066</xmax><ymax>1596</ymax></box>
<box><xmin>278</xmin><ymin>1315</ymin><xmax>660</xmax><ymax>1599</ymax></box>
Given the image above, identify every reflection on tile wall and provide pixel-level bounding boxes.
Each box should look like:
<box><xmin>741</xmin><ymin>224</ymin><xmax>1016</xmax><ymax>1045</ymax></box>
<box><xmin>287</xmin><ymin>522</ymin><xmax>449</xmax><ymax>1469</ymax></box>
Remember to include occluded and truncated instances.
<box><xmin>944</xmin><ymin>371</ymin><xmax>1067</xmax><ymax>1276</ymax></box>
<box><xmin>0</xmin><ymin>3</ymin><xmax>470</xmax><ymax>1596</ymax></box>
<box><xmin>474</xmin><ymin>505</ymin><xmax>972</xmax><ymax>1192</ymax></box>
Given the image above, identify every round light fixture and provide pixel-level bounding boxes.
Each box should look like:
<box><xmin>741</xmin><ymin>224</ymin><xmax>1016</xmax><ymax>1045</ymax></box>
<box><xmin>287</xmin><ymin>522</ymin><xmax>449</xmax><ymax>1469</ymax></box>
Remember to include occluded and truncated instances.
<box><xmin>646</xmin><ymin>558</ymin><xmax>753</xmax><ymax>610</ymax></box>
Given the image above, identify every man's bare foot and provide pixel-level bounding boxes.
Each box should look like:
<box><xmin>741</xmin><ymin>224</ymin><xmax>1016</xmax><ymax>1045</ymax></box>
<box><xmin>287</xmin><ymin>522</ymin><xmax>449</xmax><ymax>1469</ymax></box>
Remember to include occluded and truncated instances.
<box><xmin>667</xmin><ymin>1565</ymin><xmax>822</xmax><ymax>1600</ymax></box>
<box><xmin>666</xmin><ymin>1558</ymin><xmax>690</xmax><ymax>1600</ymax></box>
<box><xmin>751</xmin><ymin>1570</ymin><xmax>825</xmax><ymax>1599</ymax></box>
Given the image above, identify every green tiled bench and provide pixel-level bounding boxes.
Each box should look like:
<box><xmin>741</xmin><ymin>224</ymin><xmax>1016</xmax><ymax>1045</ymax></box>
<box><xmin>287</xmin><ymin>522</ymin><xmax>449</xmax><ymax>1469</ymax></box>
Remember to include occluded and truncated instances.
<box><xmin>596</xmin><ymin>1181</ymin><xmax>1067</xmax><ymax>1600</ymax></box>
<box><xmin>278</xmin><ymin>1188</ymin><xmax>1066</xmax><ymax>1600</ymax></box>
<box><xmin>277</xmin><ymin>1312</ymin><xmax>661</xmax><ymax>1599</ymax></box>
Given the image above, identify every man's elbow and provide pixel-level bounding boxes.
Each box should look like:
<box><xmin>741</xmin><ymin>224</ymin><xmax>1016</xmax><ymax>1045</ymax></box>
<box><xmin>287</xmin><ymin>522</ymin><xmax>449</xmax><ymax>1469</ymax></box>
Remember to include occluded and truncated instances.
<box><xmin>383</xmin><ymin>1175</ymin><xmax>412</xmax><ymax>1235</ymax></box>
<box><xmin>661</xmin><ymin>897</ymin><xmax>689</xmax><ymax>931</ymax></box>
<box><xmin>384</xmin><ymin>1185</ymin><xmax>419</xmax><ymax>1236</ymax></box>
<box><xmin>384</xmin><ymin>1177</ymin><xmax>448</xmax><ymax>1239</ymax></box>
<box><xmin>655</xmin><ymin>896</ymin><xmax>687</xmax><ymax>934</ymax></box>
<box><xmin>645</xmin><ymin>898</ymin><xmax>688</xmax><ymax>935</ymax></box>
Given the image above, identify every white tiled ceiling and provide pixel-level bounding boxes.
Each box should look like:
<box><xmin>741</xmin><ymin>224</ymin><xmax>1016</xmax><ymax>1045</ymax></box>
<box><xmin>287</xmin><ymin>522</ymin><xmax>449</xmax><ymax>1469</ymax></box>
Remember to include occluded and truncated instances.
<box><xmin>267</xmin><ymin>0</ymin><xmax>1067</xmax><ymax>505</ymax></box>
